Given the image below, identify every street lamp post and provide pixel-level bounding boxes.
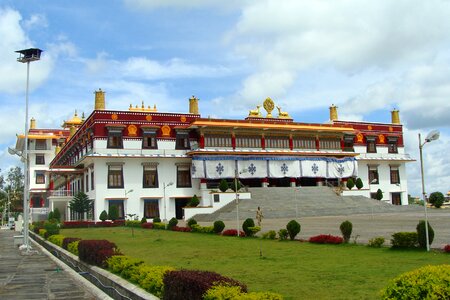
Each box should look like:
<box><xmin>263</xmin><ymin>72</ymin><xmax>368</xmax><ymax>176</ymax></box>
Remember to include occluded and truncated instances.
<box><xmin>163</xmin><ymin>182</ymin><xmax>173</xmax><ymax>221</ymax></box>
<box><xmin>418</xmin><ymin>130</ymin><xmax>440</xmax><ymax>252</ymax></box>
<box><xmin>234</xmin><ymin>168</ymin><xmax>247</xmax><ymax>237</ymax></box>
<box><xmin>15</xmin><ymin>48</ymin><xmax>43</xmax><ymax>252</ymax></box>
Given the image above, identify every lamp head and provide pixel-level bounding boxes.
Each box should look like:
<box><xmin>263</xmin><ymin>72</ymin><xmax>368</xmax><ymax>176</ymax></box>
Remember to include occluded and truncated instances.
<box><xmin>167</xmin><ymin>182</ymin><xmax>174</xmax><ymax>187</ymax></box>
<box><xmin>425</xmin><ymin>130</ymin><xmax>440</xmax><ymax>142</ymax></box>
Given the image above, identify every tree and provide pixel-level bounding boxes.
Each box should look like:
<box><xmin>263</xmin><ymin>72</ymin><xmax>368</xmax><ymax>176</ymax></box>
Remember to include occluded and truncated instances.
<box><xmin>108</xmin><ymin>205</ymin><xmax>119</xmax><ymax>221</ymax></box>
<box><xmin>219</xmin><ymin>179</ymin><xmax>229</xmax><ymax>192</ymax></box>
<box><xmin>340</xmin><ymin>220</ymin><xmax>353</xmax><ymax>243</ymax></box>
<box><xmin>188</xmin><ymin>195</ymin><xmax>200</xmax><ymax>207</ymax></box>
<box><xmin>2</xmin><ymin>167</ymin><xmax>24</xmax><ymax>212</ymax></box>
<box><xmin>230</xmin><ymin>179</ymin><xmax>241</xmax><ymax>192</ymax></box>
<box><xmin>99</xmin><ymin>210</ymin><xmax>108</xmax><ymax>221</ymax></box>
<box><xmin>69</xmin><ymin>192</ymin><xmax>92</xmax><ymax>220</ymax></box>
<box><xmin>53</xmin><ymin>208</ymin><xmax>61</xmax><ymax>222</ymax></box>
<box><xmin>416</xmin><ymin>220</ymin><xmax>434</xmax><ymax>249</ymax></box>
<box><xmin>429</xmin><ymin>192</ymin><xmax>445</xmax><ymax>208</ymax></box>
<box><xmin>355</xmin><ymin>178</ymin><xmax>363</xmax><ymax>190</ymax></box>
<box><xmin>346</xmin><ymin>178</ymin><xmax>355</xmax><ymax>190</ymax></box>
<box><xmin>376</xmin><ymin>189</ymin><xmax>383</xmax><ymax>201</ymax></box>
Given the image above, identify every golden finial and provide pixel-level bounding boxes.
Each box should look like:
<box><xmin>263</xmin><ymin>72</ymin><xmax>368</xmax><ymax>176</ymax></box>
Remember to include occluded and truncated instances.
<box><xmin>329</xmin><ymin>104</ymin><xmax>338</xmax><ymax>121</ymax></box>
<box><xmin>263</xmin><ymin>97</ymin><xmax>275</xmax><ymax>118</ymax></box>
<box><xmin>141</xmin><ymin>101</ymin><xmax>145</xmax><ymax>109</ymax></box>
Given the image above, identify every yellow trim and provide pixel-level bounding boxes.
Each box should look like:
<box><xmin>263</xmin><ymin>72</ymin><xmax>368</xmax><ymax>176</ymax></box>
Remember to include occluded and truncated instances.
<box><xmin>17</xmin><ymin>134</ymin><xmax>62</xmax><ymax>139</ymax></box>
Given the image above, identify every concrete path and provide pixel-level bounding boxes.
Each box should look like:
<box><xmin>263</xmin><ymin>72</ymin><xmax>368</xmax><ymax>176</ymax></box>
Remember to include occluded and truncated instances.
<box><xmin>0</xmin><ymin>228</ymin><xmax>110</xmax><ymax>300</ymax></box>
<box><xmin>193</xmin><ymin>209</ymin><xmax>450</xmax><ymax>248</ymax></box>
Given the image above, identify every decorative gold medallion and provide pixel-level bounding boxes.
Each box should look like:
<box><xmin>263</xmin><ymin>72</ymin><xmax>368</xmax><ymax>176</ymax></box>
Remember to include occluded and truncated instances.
<box><xmin>128</xmin><ymin>125</ymin><xmax>138</xmax><ymax>136</ymax></box>
<box><xmin>146</xmin><ymin>115</ymin><xmax>152</xmax><ymax>121</ymax></box>
<box><xmin>367</xmin><ymin>125</ymin><xmax>372</xmax><ymax>130</ymax></box>
<box><xmin>389</xmin><ymin>126</ymin><xmax>393</xmax><ymax>132</ymax></box>
<box><xmin>161</xmin><ymin>125</ymin><xmax>171</xmax><ymax>137</ymax></box>
<box><xmin>378</xmin><ymin>134</ymin><xmax>385</xmax><ymax>143</ymax></box>
<box><xmin>180</xmin><ymin>116</ymin><xmax>187</xmax><ymax>122</ymax></box>
<box><xmin>263</xmin><ymin>97</ymin><xmax>275</xmax><ymax>118</ymax></box>
<box><xmin>356</xmin><ymin>133</ymin><xmax>364</xmax><ymax>143</ymax></box>
<box><xmin>111</xmin><ymin>114</ymin><xmax>118</xmax><ymax>120</ymax></box>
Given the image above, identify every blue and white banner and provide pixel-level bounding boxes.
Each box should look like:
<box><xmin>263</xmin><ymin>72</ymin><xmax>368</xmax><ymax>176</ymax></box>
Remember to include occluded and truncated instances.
<box><xmin>237</xmin><ymin>160</ymin><xmax>268</xmax><ymax>178</ymax></box>
<box><xmin>328</xmin><ymin>159</ymin><xmax>358</xmax><ymax>178</ymax></box>
<box><xmin>268</xmin><ymin>160</ymin><xmax>300</xmax><ymax>178</ymax></box>
<box><xmin>191</xmin><ymin>160</ymin><xmax>205</xmax><ymax>178</ymax></box>
<box><xmin>301</xmin><ymin>160</ymin><xmax>328</xmax><ymax>178</ymax></box>
<box><xmin>205</xmin><ymin>160</ymin><xmax>235</xmax><ymax>179</ymax></box>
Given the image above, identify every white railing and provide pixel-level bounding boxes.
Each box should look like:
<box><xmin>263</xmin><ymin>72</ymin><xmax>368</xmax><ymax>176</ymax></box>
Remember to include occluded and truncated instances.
<box><xmin>48</xmin><ymin>190</ymin><xmax>74</xmax><ymax>197</ymax></box>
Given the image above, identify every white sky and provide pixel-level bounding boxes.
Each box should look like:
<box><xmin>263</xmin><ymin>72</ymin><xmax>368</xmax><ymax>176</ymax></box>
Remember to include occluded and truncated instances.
<box><xmin>0</xmin><ymin>0</ymin><xmax>448</xmax><ymax>197</ymax></box>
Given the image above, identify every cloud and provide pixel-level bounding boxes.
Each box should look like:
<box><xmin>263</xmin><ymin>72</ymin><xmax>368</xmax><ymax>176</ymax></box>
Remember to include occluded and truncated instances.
<box><xmin>23</xmin><ymin>13</ymin><xmax>48</xmax><ymax>30</ymax></box>
<box><xmin>123</xmin><ymin>0</ymin><xmax>247</xmax><ymax>11</ymax></box>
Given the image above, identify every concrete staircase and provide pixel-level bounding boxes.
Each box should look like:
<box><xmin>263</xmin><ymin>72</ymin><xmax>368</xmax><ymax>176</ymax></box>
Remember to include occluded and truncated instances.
<box><xmin>192</xmin><ymin>187</ymin><xmax>422</xmax><ymax>222</ymax></box>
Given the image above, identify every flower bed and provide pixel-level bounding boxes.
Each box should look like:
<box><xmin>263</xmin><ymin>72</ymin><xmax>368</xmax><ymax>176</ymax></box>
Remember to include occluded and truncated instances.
<box><xmin>309</xmin><ymin>234</ymin><xmax>343</xmax><ymax>244</ymax></box>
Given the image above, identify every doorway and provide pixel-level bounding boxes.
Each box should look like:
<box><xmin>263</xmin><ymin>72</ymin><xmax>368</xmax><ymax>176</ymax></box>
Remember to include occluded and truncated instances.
<box><xmin>175</xmin><ymin>198</ymin><xmax>190</xmax><ymax>219</ymax></box>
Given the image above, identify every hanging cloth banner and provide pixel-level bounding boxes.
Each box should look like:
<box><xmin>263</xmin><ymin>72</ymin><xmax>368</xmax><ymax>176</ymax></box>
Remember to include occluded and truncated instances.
<box><xmin>327</xmin><ymin>159</ymin><xmax>358</xmax><ymax>178</ymax></box>
<box><xmin>237</xmin><ymin>160</ymin><xmax>268</xmax><ymax>178</ymax></box>
<box><xmin>301</xmin><ymin>160</ymin><xmax>328</xmax><ymax>178</ymax></box>
<box><xmin>205</xmin><ymin>160</ymin><xmax>235</xmax><ymax>179</ymax></box>
<box><xmin>191</xmin><ymin>160</ymin><xmax>205</xmax><ymax>179</ymax></box>
<box><xmin>268</xmin><ymin>160</ymin><xmax>301</xmax><ymax>178</ymax></box>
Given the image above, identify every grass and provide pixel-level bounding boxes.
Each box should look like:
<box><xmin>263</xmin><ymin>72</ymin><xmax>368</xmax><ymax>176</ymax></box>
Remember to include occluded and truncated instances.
<box><xmin>61</xmin><ymin>227</ymin><xmax>449</xmax><ymax>299</ymax></box>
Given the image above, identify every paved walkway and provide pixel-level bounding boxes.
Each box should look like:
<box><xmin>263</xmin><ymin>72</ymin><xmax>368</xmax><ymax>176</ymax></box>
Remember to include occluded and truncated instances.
<box><xmin>193</xmin><ymin>209</ymin><xmax>450</xmax><ymax>248</ymax></box>
<box><xmin>0</xmin><ymin>228</ymin><xmax>110</xmax><ymax>300</ymax></box>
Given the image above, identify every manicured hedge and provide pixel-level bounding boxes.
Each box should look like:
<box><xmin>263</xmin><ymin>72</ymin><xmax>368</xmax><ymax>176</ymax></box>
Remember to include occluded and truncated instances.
<box><xmin>390</xmin><ymin>232</ymin><xmax>418</xmax><ymax>248</ymax></box>
<box><xmin>141</xmin><ymin>222</ymin><xmax>154</xmax><ymax>229</ymax></box>
<box><xmin>78</xmin><ymin>240</ymin><xmax>122</xmax><ymax>267</ymax></box>
<box><xmin>163</xmin><ymin>270</ymin><xmax>247</xmax><ymax>300</ymax></box>
<box><xmin>171</xmin><ymin>226</ymin><xmax>192</xmax><ymax>232</ymax></box>
<box><xmin>309</xmin><ymin>234</ymin><xmax>343</xmax><ymax>244</ymax></box>
<box><xmin>67</xmin><ymin>240</ymin><xmax>80</xmax><ymax>256</ymax></box>
<box><xmin>222</xmin><ymin>229</ymin><xmax>246</xmax><ymax>237</ymax></box>
<box><xmin>62</xmin><ymin>237</ymin><xmax>81</xmax><ymax>250</ymax></box>
<box><xmin>47</xmin><ymin>234</ymin><xmax>65</xmax><ymax>247</ymax></box>
<box><xmin>62</xmin><ymin>220</ymin><xmax>125</xmax><ymax>228</ymax></box>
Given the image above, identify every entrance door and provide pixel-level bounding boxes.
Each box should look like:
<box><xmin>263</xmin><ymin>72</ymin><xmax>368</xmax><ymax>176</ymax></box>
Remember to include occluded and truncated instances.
<box><xmin>175</xmin><ymin>198</ymin><xmax>189</xmax><ymax>219</ymax></box>
<box><xmin>392</xmin><ymin>193</ymin><xmax>401</xmax><ymax>205</ymax></box>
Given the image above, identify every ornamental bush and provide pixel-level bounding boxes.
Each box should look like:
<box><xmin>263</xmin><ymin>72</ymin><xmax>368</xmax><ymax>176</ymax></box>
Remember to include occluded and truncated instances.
<box><xmin>261</xmin><ymin>230</ymin><xmax>277</xmax><ymax>239</ymax></box>
<box><xmin>62</xmin><ymin>237</ymin><xmax>81</xmax><ymax>250</ymax></box>
<box><xmin>191</xmin><ymin>224</ymin><xmax>215</xmax><ymax>234</ymax></box>
<box><xmin>141</xmin><ymin>222</ymin><xmax>154</xmax><ymax>229</ymax></box>
<box><xmin>429</xmin><ymin>191</ymin><xmax>445</xmax><ymax>208</ymax></box>
<box><xmin>222</xmin><ymin>229</ymin><xmax>246</xmax><ymax>237</ymax></box>
<box><xmin>67</xmin><ymin>240</ymin><xmax>80</xmax><ymax>256</ymax></box>
<box><xmin>187</xmin><ymin>218</ymin><xmax>197</xmax><ymax>228</ymax></box>
<box><xmin>141</xmin><ymin>217</ymin><xmax>147</xmax><ymax>224</ymax></box>
<box><xmin>99</xmin><ymin>210</ymin><xmax>108</xmax><ymax>221</ymax></box>
<box><xmin>242</xmin><ymin>218</ymin><xmax>255</xmax><ymax>237</ymax></box>
<box><xmin>381</xmin><ymin>265</ymin><xmax>450</xmax><ymax>299</ymax></box>
<box><xmin>390</xmin><ymin>232</ymin><xmax>418</xmax><ymax>248</ymax></box>
<box><xmin>204</xmin><ymin>284</ymin><xmax>283</xmax><ymax>300</ymax></box>
<box><xmin>346</xmin><ymin>178</ymin><xmax>355</xmax><ymax>190</ymax></box>
<box><xmin>188</xmin><ymin>195</ymin><xmax>200</xmax><ymax>207</ymax></box>
<box><xmin>309</xmin><ymin>234</ymin><xmax>343</xmax><ymax>244</ymax></box>
<box><xmin>44</xmin><ymin>221</ymin><xmax>60</xmax><ymax>238</ymax></box>
<box><xmin>339</xmin><ymin>220</ymin><xmax>353</xmax><ymax>243</ymax></box>
<box><xmin>444</xmin><ymin>244</ymin><xmax>450</xmax><ymax>253</ymax></box>
<box><xmin>39</xmin><ymin>229</ymin><xmax>47</xmax><ymax>238</ymax></box>
<box><xmin>278</xmin><ymin>229</ymin><xmax>289</xmax><ymax>241</ymax></box>
<box><xmin>230</xmin><ymin>179</ymin><xmax>241</xmax><ymax>192</ymax></box>
<box><xmin>53</xmin><ymin>208</ymin><xmax>61</xmax><ymax>222</ymax></box>
<box><xmin>168</xmin><ymin>217</ymin><xmax>178</xmax><ymax>229</ymax></box>
<box><xmin>48</xmin><ymin>211</ymin><xmax>54</xmax><ymax>221</ymax></box>
<box><xmin>171</xmin><ymin>226</ymin><xmax>192</xmax><ymax>232</ymax></box>
<box><xmin>47</xmin><ymin>234</ymin><xmax>65</xmax><ymax>247</ymax></box>
<box><xmin>213</xmin><ymin>220</ymin><xmax>225</xmax><ymax>234</ymax></box>
<box><xmin>153</xmin><ymin>222</ymin><xmax>167</xmax><ymax>230</ymax></box>
<box><xmin>163</xmin><ymin>270</ymin><xmax>247</xmax><ymax>300</ymax></box>
<box><xmin>416</xmin><ymin>220</ymin><xmax>434</xmax><ymax>249</ymax></box>
<box><xmin>108</xmin><ymin>205</ymin><xmax>119</xmax><ymax>221</ymax></box>
<box><xmin>286</xmin><ymin>220</ymin><xmax>301</xmax><ymax>240</ymax></box>
<box><xmin>219</xmin><ymin>179</ymin><xmax>229</xmax><ymax>192</ymax></box>
<box><xmin>153</xmin><ymin>217</ymin><xmax>161</xmax><ymax>223</ymax></box>
<box><xmin>368</xmin><ymin>237</ymin><xmax>385</xmax><ymax>248</ymax></box>
<box><xmin>78</xmin><ymin>240</ymin><xmax>122</xmax><ymax>267</ymax></box>
<box><xmin>376</xmin><ymin>189</ymin><xmax>383</xmax><ymax>201</ymax></box>
<box><xmin>125</xmin><ymin>220</ymin><xmax>142</xmax><ymax>228</ymax></box>
<box><xmin>355</xmin><ymin>178</ymin><xmax>363</xmax><ymax>190</ymax></box>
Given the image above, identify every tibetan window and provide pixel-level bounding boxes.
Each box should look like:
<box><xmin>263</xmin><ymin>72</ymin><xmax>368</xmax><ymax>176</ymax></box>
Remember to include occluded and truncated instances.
<box><xmin>35</xmin><ymin>171</ymin><xmax>45</xmax><ymax>184</ymax></box>
<box><xmin>390</xmin><ymin>166</ymin><xmax>400</xmax><ymax>184</ymax></box>
<box><xmin>319</xmin><ymin>137</ymin><xmax>341</xmax><ymax>150</ymax></box>
<box><xmin>143</xmin><ymin>163</ymin><xmax>159</xmax><ymax>188</ymax></box>
<box><xmin>265</xmin><ymin>136</ymin><xmax>289</xmax><ymax>149</ymax></box>
<box><xmin>142</xmin><ymin>128</ymin><xmax>158</xmax><ymax>149</ymax></box>
<box><xmin>175</xmin><ymin>131</ymin><xmax>190</xmax><ymax>150</ymax></box>
<box><xmin>387</xmin><ymin>137</ymin><xmax>398</xmax><ymax>154</ymax></box>
<box><xmin>107</xmin><ymin>164</ymin><xmax>124</xmax><ymax>188</ymax></box>
<box><xmin>177</xmin><ymin>164</ymin><xmax>192</xmax><ymax>188</ymax></box>
<box><xmin>204</xmin><ymin>134</ymin><xmax>232</xmax><ymax>147</ymax></box>
<box><xmin>35</xmin><ymin>154</ymin><xmax>45</xmax><ymax>165</ymax></box>
<box><xmin>366</xmin><ymin>136</ymin><xmax>377</xmax><ymax>153</ymax></box>
<box><xmin>368</xmin><ymin>165</ymin><xmax>379</xmax><ymax>184</ymax></box>
<box><xmin>235</xmin><ymin>135</ymin><xmax>261</xmax><ymax>148</ymax></box>
<box><xmin>293</xmin><ymin>137</ymin><xmax>316</xmax><ymax>149</ymax></box>
<box><xmin>107</xmin><ymin>127</ymin><xmax>124</xmax><ymax>149</ymax></box>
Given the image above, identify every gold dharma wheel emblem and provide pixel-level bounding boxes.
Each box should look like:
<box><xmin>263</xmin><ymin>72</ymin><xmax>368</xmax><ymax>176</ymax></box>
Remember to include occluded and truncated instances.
<box><xmin>263</xmin><ymin>97</ymin><xmax>275</xmax><ymax>118</ymax></box>
<box><xmin>180</xmin><ymin>116</ymin><xmax>187</xmax><ymax>122</ymax></box>
<box><xmin>111</xmin><ymin>114</ymin><xmax>118</xmax><ymax>120</ymax></box>
<box><xmin>146</xmin><ymin>115</ymin><xmax>152</xmax><ymax>121</ymax></box>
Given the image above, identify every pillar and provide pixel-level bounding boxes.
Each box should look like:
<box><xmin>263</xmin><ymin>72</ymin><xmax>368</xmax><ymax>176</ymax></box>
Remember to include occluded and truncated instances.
<box><xmin>290</xmin><ymin>178</ymin><xmax>296</xmax><ymax>187</ymax></box>
<box><xmin>261</xmin><ymin>178</ymin><xmax>269</xmax><ymax>188</ymax></box>
<box><xmin>200</xmin><ymin>178</ymin><xmax>207</xmax><ymax>190</ymax></box>
<box><xmin>316</xmin><ymin>178</ymin><xmax>324</xmax><ymax>186</ymax></box>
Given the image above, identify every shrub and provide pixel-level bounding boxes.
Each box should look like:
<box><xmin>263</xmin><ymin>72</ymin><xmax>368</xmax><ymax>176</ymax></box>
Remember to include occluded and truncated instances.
<box><xmin>261</xmin><ymin>230</ymin><xmax>277</xmax><ymax>240</ymax></box>
<box><xmin>53</xmin><ymin>208</ymin><xmax>61</xmax><ymax>222</ymax></box>
<box><xmin>309</xmin><ymin>234</ymin><xmax>343</xmax><ymax>244</ymax></box>
<box><xmin>230</xmin><ymin>179</ymin><xmax>241</xmax><ymax>192</ymax></box>
<box><xmin>141</xmin><ymin>222</ymin><xmax>154</xmax><ymax>229</ymax></box>
<box><xmin>204</xmin><ymin>284</ymin><xmax>283</xmax><ymax>300</ymax></box>
<box><xmin>171</xmin><ymin>226</ymin><xmax>192</xmax><ymax>232</ymax></box>
<box><xmin>163</xmin><ymin>270</ymin><xmax>247</xmax><ymax>300</ymax></box>
<box><xmin>33</xmin><ymin>221</ymin><xmax>45</xmax><ymax>234</ymax></box>
<box><xmin>381</xmin><ymin>265</ymin><xmax>450</xmax><ymax>299</ymax></box>
<box><xmin>168</xmin><ymin>217</ymin><xmax>178</xmax><ymax>229</ymax></box>
<box><xmin>346</xmin><ymin>178</ymin><xmax>355</xmax><ymax>190</ymax></box>
<box><xmin>355</xmin><ymin>178</ymin><xmax>363</xmax><ymax>190</ymax></box>
<box><xmin>219</xmin><ymin>179</ymin><xmax>229</xmax><ymax>192</ymax></box>
<box><xmin>339</xmin><ymin>220</ymin><xmax>353</xmax><ymax>243</ymax></box>
<box><xmin>62</xmin><ymin>237</ymin><xmax>81</xmax><ymax>250</ymax></box>
<box><xmin>68</xmin><ymin>240</ymin><xmax>80</xmax><ymax>256</ymax></box>
<box><xmin>286</xmin><ymin>220</ymin><xmax>301</xmax><ymax>240</ymax></box>
<box><xmin>39</xmin><ymin>229</ymin><xmax>47</xmax><ymax>238</ymax></box>
<box><xmin>108</xmin><ymin>205</ymin><xmax>119</xmax><ymax>221</ymax></box>
<box><xmin>390</xmin><ymin>232</ymin><xmax>418</xmax><ymax>248</ymax></box>
<box><xmin>213</xmin><ymin>220</ymin><xmax>225</xmax><ymax>234</ymax></box>
<box><xmin>242</xmin><ymin>218</ymin><xmax>255</xmax><ymax>237</ymax></box>
<box><xmin>188</xmin><ymin>194</ymin><xmax>200</xmax><ymax>207</ymax></box>
<box><xmin>368</xmin><ymin>237</ymin><xmax>385</xmax><ymax>248</ymax></box>
<box><xmin>278</xmin><ymin>229</ymin><xmax>289</xmax><ymax>241</ymax></box>
<box><xmin>187</xmin><ymin>218</ymin><xmax>197</xmax><ymax>228</ymax></box>
<box><xmin>416</xmin><ymin>220</ymin><xmax>434</xmax><ymax>249</ymax></box>
<box><xmin>47</xmin><ymin>234</ymin><xmax>65</xmax><ymax>247</ymax></box>
<box><xmin>248</xmin><ymin>226</ymin><xmax>261</xmax><ymax>236</ymax></box>
<box><xmin>48</xmin><ymin>211</ymin><xmax>54</xmax><ymax>221</ymax></box>
<box><xmin>99</xmin><ymin>210</ymin><xmax>108</xmax><ymax>221</ymax></box>
<box><xmin>106</xmin><ymin>255</ymin><xmax>144</xmax><ymax>278</ymax></box>
<box><xmin>222</xmin><ymin>229</ymin><xmax>246</xmax><ymax>237</ymax></box>
<box><xmin>141</xmin><ymin>217</ymin><xmax>147</xmax><ymax>224</ymax></box>
<box><xmin>191</xmin><ymin>224</ymin><xmax>215</xmax><ymax>234</ymax></box>
<box><xmin>375</xmin><ymin>189</ymin><xmax>383</xmax><ymax>200</ymax></box>
<box><xmin>429</xmin><ymin>191</ymin><xmax>445</xmax><ymax>208</ymax></box>
<box><xmin>125</xmin><ymin>220</ymin><xmax>142</xmax><ymax>228</ymax></box>
<box><xmin>153</xmin><ymin>222</ymin><xmax>166</xmax><ymax>230</ymax></box>
<box><xmin>153</xmin><ymin>217</ymin><xmax>161</xmax><ymax>223</ymax></box>
<box><xmin>44</xmin><ymin>221</ymin><xmax>60</xmax><ymax>238</ymax></box>
<box><xmin>443</xmin><ymin>245</ymin><xmax>450</xmax><ymax>253</ymax></box>
<box><xmin>78</xmin><ymin>240</ymin><xmax>122</xmax><ymax>267</ymax></box>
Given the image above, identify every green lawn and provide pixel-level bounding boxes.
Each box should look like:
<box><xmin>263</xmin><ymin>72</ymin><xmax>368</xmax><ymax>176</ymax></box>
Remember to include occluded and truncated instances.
<box><xmin>61</xmin><ymin>227</ymin><xmax>449</xmax><ymax>299</ymax></box>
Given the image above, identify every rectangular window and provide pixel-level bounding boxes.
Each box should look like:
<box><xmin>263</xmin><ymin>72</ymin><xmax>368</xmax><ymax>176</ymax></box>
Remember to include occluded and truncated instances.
<box><xmin>143</xmin><ymin>165</ymin><xmax>158</xmax><ymax>188</ymax></box>
<box><xmin>107</xmin><ymin>129</ymin><xmax>123</xmax><ymax>149</ymax></box>
<box><xmin>35</xmin><ymin>154</ymin><xmax>45</xmax><ymax>165</ymax></box>
<box><xmin>390</xmin><ymin>167</ymin><xmax>400</xmax><ymax>184</ymax></box>
<box><xmin>177</xmin><ymin>165</ymin><xmax>192</xmax><ymax>188</ymax></box>
<box><xmin>388</xmin><ymin>138</ymin><xmax>398</xmax><ymax>153</ymax></box>
<box><xmin>368</xmin><ymin>166</ymin><xmax>379</xmax><ymax>184</ymax></box>
<box><xmin>31</xmin><ymin>195</ymin><xmax>43</xmax><ymax>208</ymax></box>
<box><xmin>108</xmin><ymin>165</ymin><xmax>124</xmax><ymax>188</ymax></box>
<box><xmin>265</xmin><ymin>136</ymin><xmax>289</xmax><ymax>149</ymax></box>
<box><xmin>319</xmin><ymin>138</ymin><xmax>341</xmax><ymax>150</ymax></box>
<box><xmin>293</xmin><ymin>137</ymin><xmax>316</xmax><ymax>149</ymax></box>
<box><xmin>142</xmin><ymin>132</ymin><xmax>157</xmax><ymax>149</ymax></box>
<box><xmin>204</xmin><ymin>134</ymin><xmax>232</xmax><ymax>147</ymax></box>
<box><xmin>108</xmin><ymin>200</ymin><xmax>125</xmax><ymax>219</ymax></box>
<box><xmin>91</xmin><ymin>171</ymin><xmax>95</xmax><ymax>191</ymax></box>
<box><xmin>35</xmin><ymin>139</ymin><xmax>47</xmax><ymax>150</ymax></box>
<box><xmin>144</xmin><ymin>199</ymin><xmax>160</xmax><ymax>218</ymax></box>
<box><xmin>235</xmin><ymin>136</ymin><xmax>261</xmax><ymax>148</ymax></box>
<box><xmin>86</xmin><ymin>174</ymin><xmax>89</xmax><ymax>192</ymax></box>
<box><xmin>343</xmin><ymin>135</ymin><xmax>355</xmax><ymax>152</ymax></box>
<box><xmin>391</xmin><ymin>193</ymin><xmax>401</xmax><ymax>205</ymax></box>
<box><xmin>367</xmin><ymin>137</ymin><xmax>377</xmax><ymax>153</ymax></box>
<box><xmin>175</xmin><ymin>132</ymin><xmax>190</xmax><ymax>150</ymax></box>
<box><xmin>35</xmin><ymin>171</ymin><xmax>45</xmax><ymax>184</ymax></box>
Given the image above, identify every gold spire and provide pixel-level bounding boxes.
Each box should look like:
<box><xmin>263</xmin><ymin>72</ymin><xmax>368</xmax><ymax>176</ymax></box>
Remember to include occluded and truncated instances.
<box><xmin>391</xmin><ymin>109</ymin><xmax>400</xmax><ymax>124</ymax></box>
<box><xmin>30</xmin><ymin>118</ymin><xmax>36</xmax><ymax>129</ymax></box>
<box><xmin>94</xmin><ymin>88</ymin><xmax>105</xmax><ymax>110</ymax></box>
<box><xmin>128</xmin><ymin>101</ymin><xmax>158</xmax><ymax>112</ymax></box>
<box><xmin>189</xmin><ymin>95</ymin><xmax>199</xmax><ymax>114</ymax></box>
<box><xmin>329</xmin><ymin>104</ymin><xmax>338</xmax><ymax>121</ymax></box>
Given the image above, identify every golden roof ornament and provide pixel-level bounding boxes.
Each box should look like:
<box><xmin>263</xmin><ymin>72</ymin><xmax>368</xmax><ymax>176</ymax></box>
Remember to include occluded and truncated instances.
<box><xmin>263</xmin><ymin>97</ymin><xmax>275</xmax><ymax>118</ymax></box>
<box><xmin>128</xmin><ymin>101</ymin><xmax>158</xmax><ymax>112</ymax></box>
<box><xmin>276</xmin><ymin>106</ymin><xmax>291</xmax><ymax>119</ymax></box>
<box><xmin>248</xmin><ymin>105</ymin><xmax>262</xmax><ymax>118</ymax></box>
